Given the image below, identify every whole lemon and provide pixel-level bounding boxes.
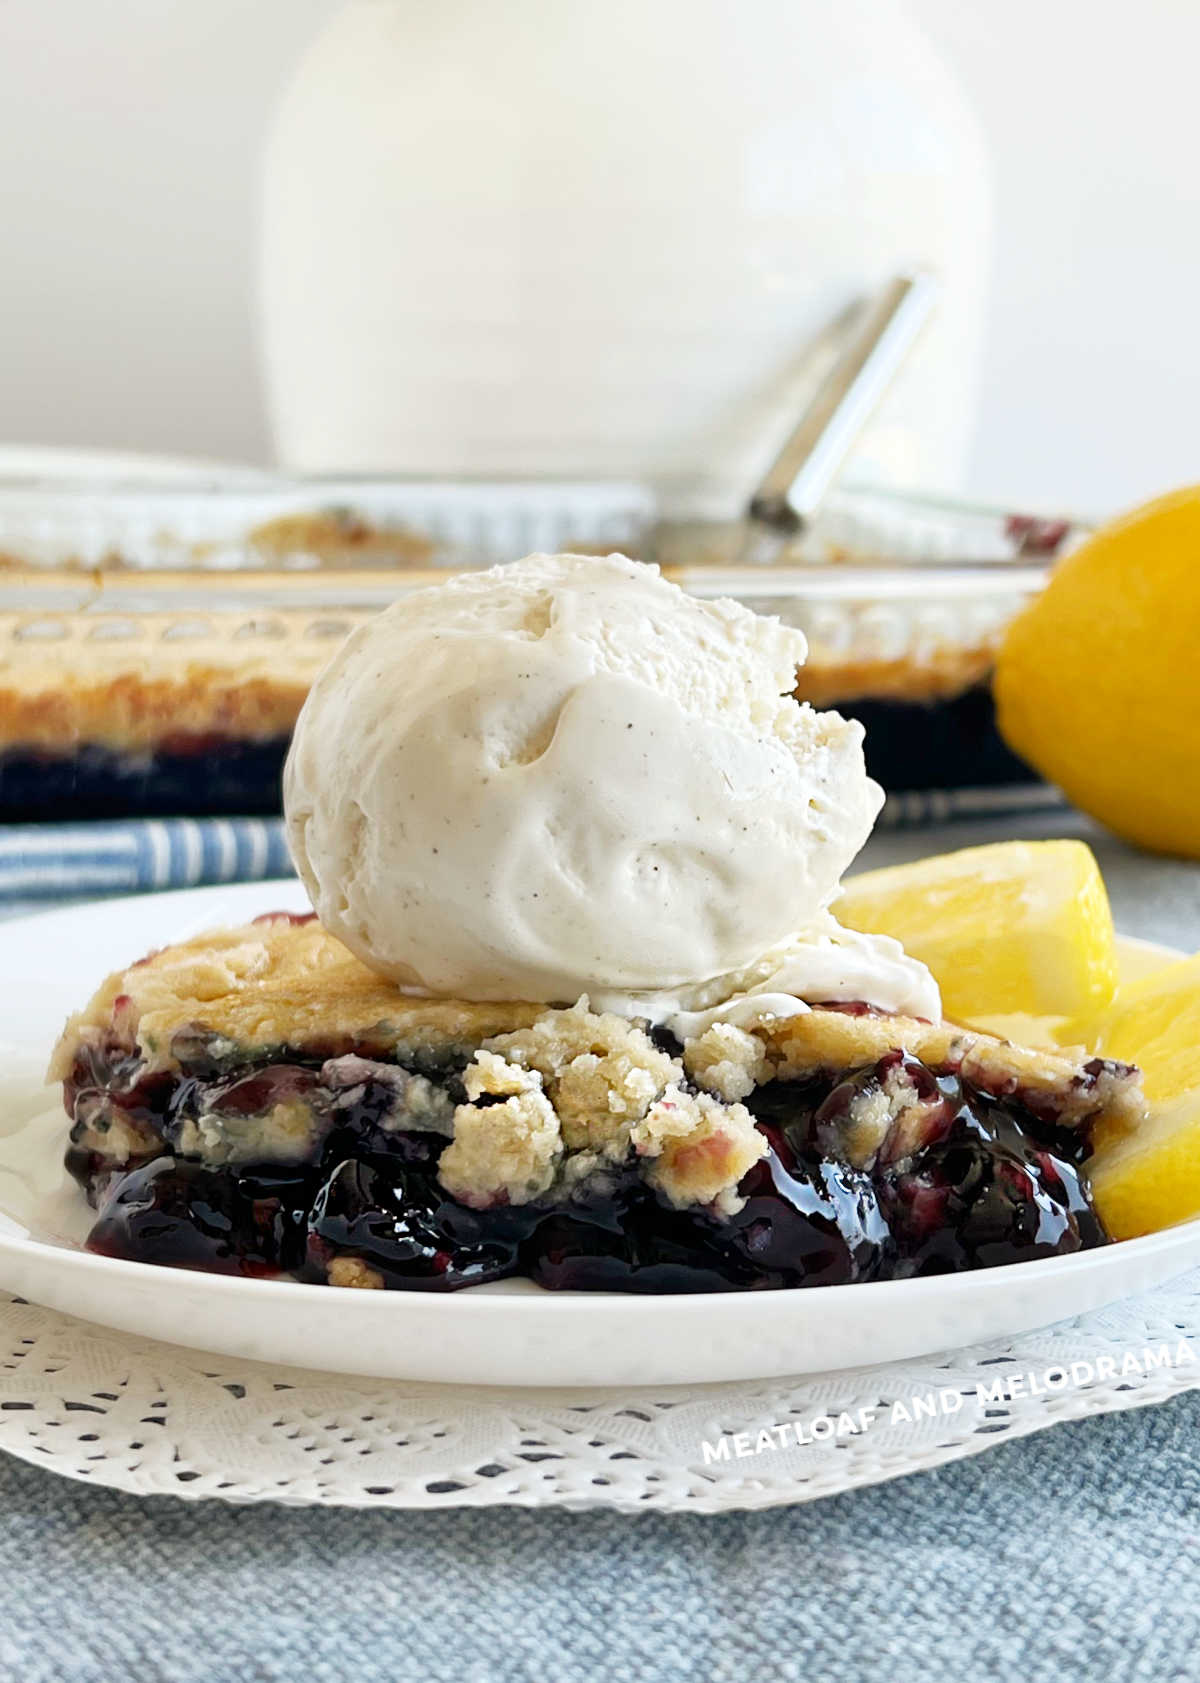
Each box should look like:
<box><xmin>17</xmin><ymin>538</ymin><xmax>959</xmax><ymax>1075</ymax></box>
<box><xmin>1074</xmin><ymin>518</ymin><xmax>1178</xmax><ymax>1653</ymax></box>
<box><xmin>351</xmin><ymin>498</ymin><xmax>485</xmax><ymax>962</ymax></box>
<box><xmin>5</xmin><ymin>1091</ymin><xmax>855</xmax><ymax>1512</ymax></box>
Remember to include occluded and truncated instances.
<box><xmin>995</xmin><ymin>486</ymin><xmax>1200</xmax><ymax>857</ymax></box>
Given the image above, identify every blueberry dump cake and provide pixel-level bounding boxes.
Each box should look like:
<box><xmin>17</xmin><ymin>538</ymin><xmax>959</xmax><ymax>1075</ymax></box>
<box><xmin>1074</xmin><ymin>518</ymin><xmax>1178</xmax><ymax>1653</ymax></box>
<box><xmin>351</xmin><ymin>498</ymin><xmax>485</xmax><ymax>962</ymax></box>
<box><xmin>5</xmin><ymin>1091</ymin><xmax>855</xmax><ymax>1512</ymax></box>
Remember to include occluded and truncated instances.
<box><xmin>48</xmin><ymin>553</ymin><xmax>1143</xmax><ymax>1294</ymax></box>
<box><xmin>51</xmin><ymin>914</ymin><xmax>1141</xmax><ymax>1291</ymax></box>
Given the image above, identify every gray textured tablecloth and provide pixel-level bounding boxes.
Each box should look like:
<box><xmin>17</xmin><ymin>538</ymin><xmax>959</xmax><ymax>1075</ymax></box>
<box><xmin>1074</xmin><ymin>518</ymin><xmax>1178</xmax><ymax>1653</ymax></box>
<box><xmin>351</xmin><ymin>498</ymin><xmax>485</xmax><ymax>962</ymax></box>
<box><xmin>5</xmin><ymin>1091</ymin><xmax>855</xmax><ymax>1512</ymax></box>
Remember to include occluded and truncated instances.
<box><xmin>1</xmin><ymin>1393</ymin><xmax>1198</xmax><ymax>1683</ymax></box>
<box><xmin>2</xmin><ymin>808</ymin><xmax>1198</xmax><ymax>1682</ymax></box>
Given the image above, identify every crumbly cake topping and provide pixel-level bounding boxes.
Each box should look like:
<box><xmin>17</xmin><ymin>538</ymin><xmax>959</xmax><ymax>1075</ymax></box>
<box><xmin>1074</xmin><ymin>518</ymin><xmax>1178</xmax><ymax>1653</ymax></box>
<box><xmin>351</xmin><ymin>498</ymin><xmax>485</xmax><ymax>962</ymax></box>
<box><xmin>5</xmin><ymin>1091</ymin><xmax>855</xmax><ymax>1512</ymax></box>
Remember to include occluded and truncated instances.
<box><xmin>441</xmin><ymin>1009</ymin><xmax>767</xmax><ymax>1209</ymax></box>
<box><xmin>325</xmin><ymin>1254</ymin><xmax>386</xmax><ymax>1290</ymax></box>
<box><xmin>54</xmin><ymin>916</ymin><xmax>1145</xmax><ymax>1216</ymax></box>
<box><xmin>439</xmin><ymin>1056</ymin><xmax>563</xmax><ymax>1208</ymax></box>
<box><xmin>838</xmin><ymin>1076</ymin><xmax>900</xmax><ymax>1166</ymax></box>
<box><xmin>482</xmin><ymin>1002</ymin><xmax>679</xmax><ymax>1155</ymax></box>
<box><xmin>750</xmin><ymin>1010</ymin><xmax>1146</xmax><ymax>1134</ymax></box>
<box><xmin>242</xmin><ymin>512</ymin><xmax>432</xmax><ymax>566</ymax></box>
<box><xmin>632</xmin><ymin>1088</ymin><xmax>765</xmax><ymax>1213</ymax></box>
<box><xmin>685</xmin><ymin>1021</ymin><xmax>774</xmax><ymax>1103</ymax></box>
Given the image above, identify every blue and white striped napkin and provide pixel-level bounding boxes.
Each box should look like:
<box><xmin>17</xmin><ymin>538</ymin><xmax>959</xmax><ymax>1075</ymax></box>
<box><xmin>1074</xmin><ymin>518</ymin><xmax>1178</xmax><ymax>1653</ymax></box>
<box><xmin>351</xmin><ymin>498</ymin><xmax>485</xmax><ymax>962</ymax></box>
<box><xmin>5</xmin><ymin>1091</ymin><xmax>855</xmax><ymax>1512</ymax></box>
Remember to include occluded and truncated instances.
<box><xmin>0</xmin><ymin>818</ymin><xmax>294</xmax><ymax>910</ymax></box>
<box><xmin>877</xmin><ymin>783</ymin><xmax>1065</xmax><ymax>828</ymax></box>
<box><xmin>0</xmin><ymin>786</ymin><xmax>1064</xmax><ymax>916</ymax></box>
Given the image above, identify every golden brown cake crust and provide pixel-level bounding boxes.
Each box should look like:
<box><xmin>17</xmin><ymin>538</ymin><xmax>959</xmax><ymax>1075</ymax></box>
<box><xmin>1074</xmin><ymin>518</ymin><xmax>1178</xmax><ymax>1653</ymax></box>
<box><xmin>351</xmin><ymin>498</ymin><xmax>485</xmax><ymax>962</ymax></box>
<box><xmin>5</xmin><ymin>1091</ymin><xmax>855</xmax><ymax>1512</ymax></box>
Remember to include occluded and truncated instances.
<box><xmin>0</xmin><ymin>612</ymin><xmax>329</xmax><ymax>752</ymax></box>
<box><xmin>2</xmin><ymin>586</ymin><xmax>998</xmax><ymax>752</ymax></box>
<box><xmin>48</xmin><ymin>914</ymin><xmax>544</xmax><ymax>1079</ymax></box>
<box><xmin>242</xmin><ymin>512</ymin><xmax>432</xmax><ymax>566</ymax></box>
<box><xmin>52</xmin><ymin>915</ymin><xmax>1146</xmax><ymax>1144</ymax></box>
<box><xmin>793</xmin><ymin>643</ymin><xmax>997</xmax><ymax>707</ymax></box>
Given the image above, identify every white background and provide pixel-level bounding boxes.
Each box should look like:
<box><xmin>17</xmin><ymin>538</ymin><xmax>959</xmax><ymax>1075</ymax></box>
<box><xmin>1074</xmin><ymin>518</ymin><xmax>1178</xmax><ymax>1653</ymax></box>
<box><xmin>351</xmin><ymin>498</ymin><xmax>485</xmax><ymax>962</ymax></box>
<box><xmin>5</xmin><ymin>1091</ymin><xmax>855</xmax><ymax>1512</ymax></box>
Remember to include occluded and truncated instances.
<box><xmin>0</xmin><ymin>0</ymin><xmax>1196</xmax><ymax>516</ymax></box>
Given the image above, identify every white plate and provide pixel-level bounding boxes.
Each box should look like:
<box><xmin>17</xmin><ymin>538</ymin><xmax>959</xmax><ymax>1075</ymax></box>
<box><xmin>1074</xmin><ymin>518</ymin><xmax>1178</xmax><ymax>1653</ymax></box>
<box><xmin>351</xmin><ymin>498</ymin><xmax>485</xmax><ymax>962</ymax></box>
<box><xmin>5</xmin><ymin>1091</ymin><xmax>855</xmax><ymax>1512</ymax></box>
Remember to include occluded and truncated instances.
<box><xmin>0</xmin><ymin>881</ymin><xmax>1195</xmax><ymax>1388</ymax></box>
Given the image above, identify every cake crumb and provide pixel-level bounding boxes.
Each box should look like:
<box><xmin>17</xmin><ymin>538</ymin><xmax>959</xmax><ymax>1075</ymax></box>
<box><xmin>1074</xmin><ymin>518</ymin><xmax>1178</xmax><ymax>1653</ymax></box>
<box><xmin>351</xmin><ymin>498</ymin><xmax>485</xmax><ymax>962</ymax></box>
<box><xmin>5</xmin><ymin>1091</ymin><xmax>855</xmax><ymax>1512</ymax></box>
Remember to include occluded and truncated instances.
<box><xmin>440</xmin><ymin>1056</ymin><xmax>563</xmax><ymax>1208</ymax></box>
<box><xmin>684</xmin><ymin>1021</ymin><xmax>773</xmax><ymax>1102</ymax></box>
<box><xmin>633</xmin><ymin>1085</ymin><xmax>767</xmax><ymax>1210</ymax></box>
<box><xmin>829</xmin><ymin>1060</ymin><xmax>943</xmax><ymax>1169</ymax></box>
<box><xmin>461</xmin><ymin>1049</ymin><xmax>544</xmax><ymax>1103</ymax></box>
<box><xmin>327</xmin><ymin>1255</ymin><xmax>385</xmax><ymax>1290</ymax></box>
<box><xmin>485</xmin><ymin>1001</ymin><xmax>679</xmax><ymax>1154</ymax></box>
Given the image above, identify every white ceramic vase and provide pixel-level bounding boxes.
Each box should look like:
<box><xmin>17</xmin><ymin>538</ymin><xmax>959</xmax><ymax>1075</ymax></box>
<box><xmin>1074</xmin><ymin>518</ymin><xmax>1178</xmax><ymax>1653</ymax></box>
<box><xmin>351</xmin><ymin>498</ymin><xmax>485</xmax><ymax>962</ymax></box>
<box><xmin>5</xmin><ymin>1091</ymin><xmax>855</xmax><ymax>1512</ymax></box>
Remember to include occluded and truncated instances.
<box><xmin>262</xmin><ymin>0</ymin><xmax>992</xmax><ymax>512</ymax></box>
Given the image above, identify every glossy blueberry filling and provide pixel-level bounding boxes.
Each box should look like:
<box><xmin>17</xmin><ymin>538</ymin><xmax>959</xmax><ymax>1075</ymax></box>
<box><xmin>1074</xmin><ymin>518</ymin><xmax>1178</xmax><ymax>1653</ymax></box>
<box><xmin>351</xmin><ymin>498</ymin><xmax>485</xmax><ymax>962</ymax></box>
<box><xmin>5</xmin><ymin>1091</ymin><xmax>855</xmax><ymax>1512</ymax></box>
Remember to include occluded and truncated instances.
<box><xmin>65</xmin><ymin>1029</ymin><xmax>1109</xmax><ymax>1293</ymax></box>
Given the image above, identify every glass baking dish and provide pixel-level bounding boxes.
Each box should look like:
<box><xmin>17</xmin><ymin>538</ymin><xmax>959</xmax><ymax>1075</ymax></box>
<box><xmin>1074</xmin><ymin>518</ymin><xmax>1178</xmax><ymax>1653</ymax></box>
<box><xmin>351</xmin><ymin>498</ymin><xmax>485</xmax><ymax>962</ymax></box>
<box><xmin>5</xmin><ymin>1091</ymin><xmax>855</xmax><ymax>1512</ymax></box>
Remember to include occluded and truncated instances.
<box><xmin>0</xmin><ymin>472</ymin><xmax>1085</xmax><ymax>821</ymax></box>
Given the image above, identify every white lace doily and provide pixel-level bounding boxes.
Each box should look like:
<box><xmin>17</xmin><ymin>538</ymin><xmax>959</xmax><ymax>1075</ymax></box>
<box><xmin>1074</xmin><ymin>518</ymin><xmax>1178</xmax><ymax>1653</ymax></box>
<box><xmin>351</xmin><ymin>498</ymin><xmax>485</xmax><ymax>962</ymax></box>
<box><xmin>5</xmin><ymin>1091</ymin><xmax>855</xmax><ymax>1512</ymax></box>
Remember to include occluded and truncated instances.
<box><xmin>0</xmin><ymin>1272</ymin><xmax>1197</xmax><ymax>1512</ymax></box>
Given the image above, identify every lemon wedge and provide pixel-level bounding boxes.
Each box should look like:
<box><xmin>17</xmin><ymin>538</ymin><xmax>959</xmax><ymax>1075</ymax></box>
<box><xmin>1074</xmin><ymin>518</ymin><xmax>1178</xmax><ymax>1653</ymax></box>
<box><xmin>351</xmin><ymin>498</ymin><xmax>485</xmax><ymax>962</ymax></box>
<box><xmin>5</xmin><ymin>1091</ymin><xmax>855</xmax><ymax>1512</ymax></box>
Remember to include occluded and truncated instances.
<box><xmin>836</xmin><ymin>839</ymin><xmax>1118</xmax><ymax>1024</ymax></box>
<box><xmin>1065</xmin><ymin>951</ymin><xmax>1200</xmax><ymax>1103</ymax></box>
<box><xmin>995</xmin><ymin>485</ymin><xmax>1200</xmax><ymax>858</ymax></box>
<box><xmin>1068</xmin><ymin>953</ymin><xmax>1200</xmax><ymax>1238</ymax></box>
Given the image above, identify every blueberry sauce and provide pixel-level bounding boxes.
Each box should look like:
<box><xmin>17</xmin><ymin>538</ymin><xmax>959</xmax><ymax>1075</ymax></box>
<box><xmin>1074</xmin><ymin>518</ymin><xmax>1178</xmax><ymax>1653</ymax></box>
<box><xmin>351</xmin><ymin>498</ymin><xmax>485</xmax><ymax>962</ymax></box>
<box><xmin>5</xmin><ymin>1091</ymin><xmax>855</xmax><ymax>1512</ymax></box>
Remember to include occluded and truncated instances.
<box><xmin>832</xmin><ymin>688</ymin><xmax>1036</xmax><ymax>796</ymax></box>
<box><xmin>880</xmin><ymin>1084</ymin><xmax>1104</xmax><ymax>1272</ymax></box>
<box><xmin>0</xmin><ymin>737</ymin><xmax>291</xmax><ymax>821</ymax></box>
<box><xmin>86</xmin><ymin>1156</ymin><xmax>317</xmax><ymax>1277</ymax></box>
<box><xmin>526</xmin><ymin>1134</ymin><xmax>891</xmax><ymax>1294</ymax></box>
<box><xmin>750</xmin><ymin>1053</ymin><xmax>1104</xmax><ymax>1274</ymax></box>
<box><xmin>66</xmin><ymin>1041</ymin><xmax>1110</xmax><ymax>1292</ymax></box>
<box><xmin>305</xmin><ymin>1156</ymin><xmax>537</xmax><ymax>1290</ymax></box>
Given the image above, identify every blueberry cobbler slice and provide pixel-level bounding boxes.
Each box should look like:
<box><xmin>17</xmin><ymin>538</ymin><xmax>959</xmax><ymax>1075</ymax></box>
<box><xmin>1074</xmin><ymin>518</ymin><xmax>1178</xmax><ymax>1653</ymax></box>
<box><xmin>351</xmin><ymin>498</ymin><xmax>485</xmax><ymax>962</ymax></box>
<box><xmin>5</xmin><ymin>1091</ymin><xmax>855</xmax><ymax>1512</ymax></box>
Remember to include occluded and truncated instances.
<box><xmin>50</xmin><ymin>914</ymin><xmax>1144</xmax><ymax>1293</ymax></box>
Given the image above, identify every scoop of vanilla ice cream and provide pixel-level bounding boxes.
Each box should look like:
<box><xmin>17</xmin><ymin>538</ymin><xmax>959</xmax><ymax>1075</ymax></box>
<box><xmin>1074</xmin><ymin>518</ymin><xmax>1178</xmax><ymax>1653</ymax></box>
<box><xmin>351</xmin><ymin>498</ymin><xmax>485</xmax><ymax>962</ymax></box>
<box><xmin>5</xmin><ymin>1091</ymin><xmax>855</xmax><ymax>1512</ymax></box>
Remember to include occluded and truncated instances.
<box><xmin>284</xmin><ymin>553</ymin><xmax>885</xmax><ymax>1003</ymax></box>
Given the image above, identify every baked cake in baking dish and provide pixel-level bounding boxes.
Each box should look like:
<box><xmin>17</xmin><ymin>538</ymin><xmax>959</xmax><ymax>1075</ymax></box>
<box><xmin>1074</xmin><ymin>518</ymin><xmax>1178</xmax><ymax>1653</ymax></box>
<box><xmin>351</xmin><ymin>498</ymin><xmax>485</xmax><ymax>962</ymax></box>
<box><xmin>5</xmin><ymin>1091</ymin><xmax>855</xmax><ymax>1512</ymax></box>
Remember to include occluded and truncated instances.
<box><xmin>0</xmin><ymin>608</ymin><xmax>341</xmax><ymax>818</ymax></box>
